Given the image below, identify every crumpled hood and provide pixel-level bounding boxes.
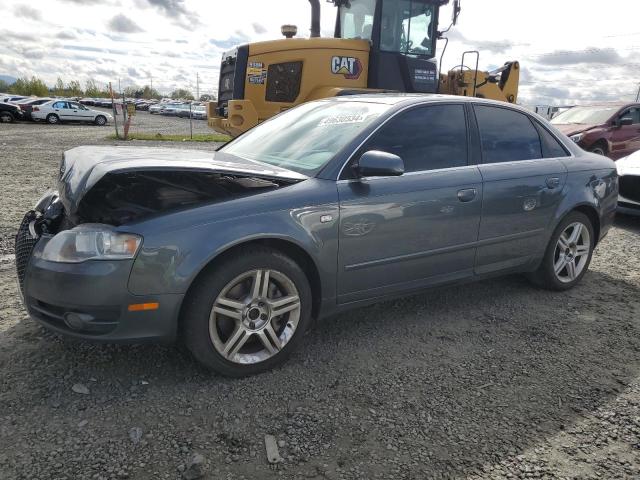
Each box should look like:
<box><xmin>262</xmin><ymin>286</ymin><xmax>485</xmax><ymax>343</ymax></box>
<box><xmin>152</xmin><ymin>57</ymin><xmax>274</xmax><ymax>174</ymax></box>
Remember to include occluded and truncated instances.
<box><xmin>553</xmin><ymin>123</ymin><xmax>598</xmax><ymax>137</ymax></box>
<box><xmin>58</xmin><ymin>145</ymin><xmax>307</xmax><ymax>216</ymax></box>
<box><xmin>616</xmin><ymin>150</ymin><xmax>640</xmax><ymax>176</ymax></box>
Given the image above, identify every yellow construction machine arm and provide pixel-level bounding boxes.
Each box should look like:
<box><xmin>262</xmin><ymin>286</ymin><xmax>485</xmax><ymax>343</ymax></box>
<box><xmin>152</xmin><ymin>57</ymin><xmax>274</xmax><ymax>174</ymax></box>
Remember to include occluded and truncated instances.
<box><xmin>440</xmin><ymin>61</ymin><xmax>520</xmax><ymax>103</ymax></box>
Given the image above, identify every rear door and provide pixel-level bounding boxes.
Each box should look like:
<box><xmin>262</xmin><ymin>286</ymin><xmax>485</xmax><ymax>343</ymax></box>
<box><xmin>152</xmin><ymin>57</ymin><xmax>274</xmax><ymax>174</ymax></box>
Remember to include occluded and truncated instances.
<box><xmin>610</xmin><ymin>107</ymin><xmax>640</xmax><ymax>159</ymax></box>
<box><xmin>337</xmin><ymin>103</ymin><xmax>483</xmax><ymax>303</ymax></box>
<box><xmin>51</xmin><ymin>101</ymin><xmax>75</xmax><ymax>121</ymax></box>
<box><xmin>472</xmin><ymin>104</ymin><xmax>569</xmax><ymax>274</ymax></box>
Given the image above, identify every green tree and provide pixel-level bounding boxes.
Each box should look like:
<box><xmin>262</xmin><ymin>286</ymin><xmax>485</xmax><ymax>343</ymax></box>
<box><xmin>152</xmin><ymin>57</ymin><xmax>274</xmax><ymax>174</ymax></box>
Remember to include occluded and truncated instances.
<box><xmin>142</xmin><ymin>85</ymin><xmax>161</xmax><ymax>99</ymax></box>
<box><xmin>0</xmin><ymin>79</ymin><xmax>10</xmax><ymax>92</ymax></box>
<box><xmin>123</xmin><ymin>86</ymin><xmax>139</xmax><ymax>98</ymax></box>
<box><xmin>27</xmin><ymin>77</ymin><xmax>49</xmax><ymax>96</ymax></box>
<box><xmin>171</xmin><ymin>88</ymin><xmax>194</xmax><ymax>100</ymax></box>
<box><xmin>67</xmin><ymin>80</ymin><xmax>82</xmax><ymax>97</ymax></box>
<box><xmin>53</xmin><ymin>77</ymin><xmax>65</xmax><ymax>96</ymax></box>
<box><xmin>8</xmin><ymin>78</ymin><xmax>27</xmax><ymax>95</ymax></box>
<box><xmin>85</xmin><ymin>79</ymin><xmax>101</xmax><ymax>97</ymax></box>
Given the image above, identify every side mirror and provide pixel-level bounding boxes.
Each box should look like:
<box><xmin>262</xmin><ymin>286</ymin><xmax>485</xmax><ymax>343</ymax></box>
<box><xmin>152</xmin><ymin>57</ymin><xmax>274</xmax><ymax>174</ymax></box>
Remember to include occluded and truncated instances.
<box><xmin>354</xmin><ymin>150</ymin><xmax>404</xmax><ymax>178</ymax></box>
<box><xmin>619</xmin><ymin>117</ymin><xmax>634</xmax><ymax>127</ymax></box>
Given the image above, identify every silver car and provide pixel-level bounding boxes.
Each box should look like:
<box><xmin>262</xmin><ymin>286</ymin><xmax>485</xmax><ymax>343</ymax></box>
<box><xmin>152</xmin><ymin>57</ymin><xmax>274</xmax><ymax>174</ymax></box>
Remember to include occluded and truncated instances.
<box><xmin>32</xmin><ymin>100</ymin><xmax>113</xmax><ymax>125</ymax></box>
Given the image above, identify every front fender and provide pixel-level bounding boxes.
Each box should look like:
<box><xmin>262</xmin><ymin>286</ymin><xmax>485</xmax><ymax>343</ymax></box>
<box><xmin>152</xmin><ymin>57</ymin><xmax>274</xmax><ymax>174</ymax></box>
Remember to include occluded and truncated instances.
<box><xmin>127</xmin><ymin>204</ymin><xmax>339</xmax><ymax>301</ymax></box>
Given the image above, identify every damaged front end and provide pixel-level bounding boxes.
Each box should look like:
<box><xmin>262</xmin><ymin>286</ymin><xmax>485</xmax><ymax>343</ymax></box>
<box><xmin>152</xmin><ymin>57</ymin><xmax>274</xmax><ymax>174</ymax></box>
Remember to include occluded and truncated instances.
<box><xmin>15</xmin><ymin>145</ymin><xmax>307</xmax><ymax>298</ymax></box>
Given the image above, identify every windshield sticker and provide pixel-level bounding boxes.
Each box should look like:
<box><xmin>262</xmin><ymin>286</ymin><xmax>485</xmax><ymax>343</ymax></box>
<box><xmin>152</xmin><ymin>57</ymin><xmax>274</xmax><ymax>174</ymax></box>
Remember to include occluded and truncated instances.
<box><xmin>331</xmin><ymin>56</ymin><xmax>363</xmax><ymax>80</ymax></box>
<box><xmin>248</xmin><ymin>62</ymin><xmax>267</xmax><ymax>85</ymax></box>
<box><xmin>319</xmin><ymin>114</ymin><xmax>366</xmax><ymax>126</ymax></box>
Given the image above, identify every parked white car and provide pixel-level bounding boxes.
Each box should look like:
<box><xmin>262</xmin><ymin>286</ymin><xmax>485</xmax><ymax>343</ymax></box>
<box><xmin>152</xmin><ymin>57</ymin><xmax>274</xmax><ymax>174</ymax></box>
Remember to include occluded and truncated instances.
<box><xmin>149</xmin><ymin>103</ymin><xmax>165</xmax><ymax>114</ymax></box>
<box><xmin>617</xmin><ymin>150</ymin><xmax>640</xmax><ymax>215</ymax></box>
<box><xmin>31</xmin><ymin>100</ymin><xmax>113</xmax><ymax>125</ymax></box>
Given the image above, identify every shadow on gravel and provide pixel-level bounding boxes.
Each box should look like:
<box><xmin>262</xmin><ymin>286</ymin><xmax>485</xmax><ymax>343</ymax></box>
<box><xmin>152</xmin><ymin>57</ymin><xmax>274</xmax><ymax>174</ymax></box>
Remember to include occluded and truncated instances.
<box><xmin>2</xmin><ymin>269</ymin><xmax>639</xmax><ymax>478</ymax></box>
<box><xmin>615</xmin><ymin>213</ymin><xmax>640</xmax><ymax>234</ymax></box>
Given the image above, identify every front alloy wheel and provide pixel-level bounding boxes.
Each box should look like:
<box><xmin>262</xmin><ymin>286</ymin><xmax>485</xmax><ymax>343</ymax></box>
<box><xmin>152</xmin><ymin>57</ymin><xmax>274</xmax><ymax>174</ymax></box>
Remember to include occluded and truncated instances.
<box><xmin>210</xmin><ymin>269</ymin><xmax>301</xmax><ymax>364</ymax></box>
<box><xmin>183</xmin><ymin>247</ymin><xmax>312</xmax><ymax>376</ymax></box>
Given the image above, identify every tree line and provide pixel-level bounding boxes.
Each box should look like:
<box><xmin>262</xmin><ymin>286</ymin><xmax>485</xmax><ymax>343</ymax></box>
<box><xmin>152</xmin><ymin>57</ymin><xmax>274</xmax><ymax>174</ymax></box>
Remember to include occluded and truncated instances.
<box><xmin>0</xmin><ymin>76</ymin><xmax>206</xmax><ymax>101</ymax></box>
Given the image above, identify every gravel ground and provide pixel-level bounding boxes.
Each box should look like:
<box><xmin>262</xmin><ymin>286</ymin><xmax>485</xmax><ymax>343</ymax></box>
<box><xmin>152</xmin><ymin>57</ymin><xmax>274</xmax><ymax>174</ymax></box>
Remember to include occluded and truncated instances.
<box><xmin>1</xmin><ymin>117</ymin><xmax>639</xmax><ymax>480</ymax></box>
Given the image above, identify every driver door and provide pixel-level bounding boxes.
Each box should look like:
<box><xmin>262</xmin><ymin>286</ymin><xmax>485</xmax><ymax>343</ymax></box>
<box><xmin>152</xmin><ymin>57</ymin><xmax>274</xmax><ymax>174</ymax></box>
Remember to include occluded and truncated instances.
<box><xmin>336</xmin><ymin>104</ymin><xmax>482</xmax><ymax>304</ymax></box>
<box><xmin>69</xmin><ymin>102</ymin><xmax>92</xmax><ymax>121</ymax></box>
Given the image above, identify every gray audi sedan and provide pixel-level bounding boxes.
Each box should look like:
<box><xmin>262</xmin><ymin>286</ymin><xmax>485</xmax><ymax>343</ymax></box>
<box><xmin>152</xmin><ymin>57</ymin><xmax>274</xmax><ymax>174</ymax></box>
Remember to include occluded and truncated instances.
<box><xmin>16</xmin><ymin>95</ymin><xmax>618</xmax><ymax>376</ymax></box>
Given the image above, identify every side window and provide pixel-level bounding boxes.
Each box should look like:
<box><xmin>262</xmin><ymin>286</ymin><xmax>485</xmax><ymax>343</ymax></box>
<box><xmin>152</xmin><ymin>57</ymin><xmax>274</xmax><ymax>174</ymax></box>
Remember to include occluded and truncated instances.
<box><xmin>620</xmin><ymin>108</ymin><xmax>640</xmax><ymax>124</ymax></box>
<box><xmin>360</xmin><ymin>104</ymin><xmax>468</xmax><ymax>173</ymax></box>
<box><xmin>475</xmin><ymin>105</ymin><xmax>543</xmax><ymax>163</ymax></box>
<box><xmin>534</xmin><ymin>122</ymin><xmax>570</xmax><ymax>158</ymax></box>
<box><xmin>52</xmin><ymin>101</ymin><xmax>66</xmax><ymax>108</ymax></box>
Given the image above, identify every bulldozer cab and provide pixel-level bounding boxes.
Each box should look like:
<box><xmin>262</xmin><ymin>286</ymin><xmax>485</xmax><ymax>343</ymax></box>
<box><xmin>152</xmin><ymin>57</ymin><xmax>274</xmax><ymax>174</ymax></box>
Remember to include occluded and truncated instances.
<box><xmin>333</xmin><ymin>0</ymin><xmax>447</xmax><ymax>93</ymax></box>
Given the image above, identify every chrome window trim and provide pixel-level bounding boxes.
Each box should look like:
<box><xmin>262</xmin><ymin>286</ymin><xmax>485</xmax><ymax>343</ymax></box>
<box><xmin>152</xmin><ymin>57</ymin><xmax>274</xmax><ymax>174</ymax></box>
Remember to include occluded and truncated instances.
<box><xmin>335</xmin><ymin>100</ymin><xmax>577</xmax><ymax>182</ymax></box>
<box><xmin>336</xmin><ymin>163</ymin><xmax>479</xmax><ymax>184</ymax></box>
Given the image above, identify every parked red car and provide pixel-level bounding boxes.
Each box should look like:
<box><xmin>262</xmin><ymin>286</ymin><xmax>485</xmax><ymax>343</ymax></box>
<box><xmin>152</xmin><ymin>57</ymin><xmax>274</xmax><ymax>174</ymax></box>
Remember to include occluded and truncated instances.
<box><xmin>551</xmin><ymin>102</ymin><xmax>640</xmax><ymax>160</ymax></box>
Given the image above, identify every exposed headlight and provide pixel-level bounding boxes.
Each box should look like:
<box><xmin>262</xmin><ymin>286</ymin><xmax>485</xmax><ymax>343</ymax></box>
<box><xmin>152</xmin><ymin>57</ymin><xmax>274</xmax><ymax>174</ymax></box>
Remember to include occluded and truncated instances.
<box><xmin>34</xmin><ymin>189</ymin><xmax>58</xmax><ymax>212</ymax></box>
<box><xmin>40</xmin><ymin>224</ymin><xmax>142</xmax><ymax>263</ymax></box>
<box><xmin>570</xmin><ymin>133</ymin><xmax>583</xmax><ymax>143</ymax></box>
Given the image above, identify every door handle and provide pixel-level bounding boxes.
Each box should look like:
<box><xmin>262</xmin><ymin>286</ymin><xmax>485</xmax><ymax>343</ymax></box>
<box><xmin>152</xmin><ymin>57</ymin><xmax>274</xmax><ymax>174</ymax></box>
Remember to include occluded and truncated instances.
<box><xmin>546</xmin><ymin>177</ymin><xmax>561</xmax><ymax>189</ymax></box>
<box><xmin>457</xmin><ymin>188</ymin><xmax>477</xmax><ymax>203</ymax></box>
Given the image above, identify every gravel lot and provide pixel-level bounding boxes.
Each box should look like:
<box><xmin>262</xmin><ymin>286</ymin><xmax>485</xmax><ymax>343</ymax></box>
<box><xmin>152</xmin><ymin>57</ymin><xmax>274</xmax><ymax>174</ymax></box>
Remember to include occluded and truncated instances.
<box><xmin>1</xmin><ymin>115</ymin><xmax>639</xmax><ymax>480</ymax></box>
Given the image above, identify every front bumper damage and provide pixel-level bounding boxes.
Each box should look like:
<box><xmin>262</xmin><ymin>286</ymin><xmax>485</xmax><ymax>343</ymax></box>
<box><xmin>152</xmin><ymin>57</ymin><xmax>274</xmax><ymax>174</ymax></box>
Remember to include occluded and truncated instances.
<box><xmin>15</xmin><ymin>201</ymin><xmax>181</xmax><ymax>343</ymax></box>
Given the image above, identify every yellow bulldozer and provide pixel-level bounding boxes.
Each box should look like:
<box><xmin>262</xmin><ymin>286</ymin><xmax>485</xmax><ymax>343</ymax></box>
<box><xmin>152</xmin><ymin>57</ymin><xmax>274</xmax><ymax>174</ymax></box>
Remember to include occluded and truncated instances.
<box><xmin>209</xmin><ymin>0</ymin><xmax>520</xmax><ymax>137</ymax></box>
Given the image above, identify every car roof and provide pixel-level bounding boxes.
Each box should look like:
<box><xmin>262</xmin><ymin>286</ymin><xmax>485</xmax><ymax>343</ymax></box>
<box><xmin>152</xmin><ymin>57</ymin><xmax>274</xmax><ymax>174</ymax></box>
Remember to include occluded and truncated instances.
<box><xmin>321</xmin><ymin>93</ymin><xmax>537</xmax><ymax>116</ymax></box>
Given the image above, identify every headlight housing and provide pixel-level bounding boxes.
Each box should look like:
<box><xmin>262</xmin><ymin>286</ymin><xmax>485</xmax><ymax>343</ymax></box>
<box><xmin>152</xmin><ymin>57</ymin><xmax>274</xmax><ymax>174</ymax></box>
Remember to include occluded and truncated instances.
<box><xmin>40</xmin><ymin>224</ymin><xmax>142</xmax><ymax>263</ymax></box>
<box><xmin>569</xmin><ymin>133</ymin><xmax>583</xmax><ymax>143</ymax></box>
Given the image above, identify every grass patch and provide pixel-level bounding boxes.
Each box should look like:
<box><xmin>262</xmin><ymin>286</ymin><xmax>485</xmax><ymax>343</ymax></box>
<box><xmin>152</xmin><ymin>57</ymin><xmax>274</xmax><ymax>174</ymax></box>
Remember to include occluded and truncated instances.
<box><xmin>107</xmin><ymin>132</ymin><xmax>231</xmax><ymax>143</ymax></box>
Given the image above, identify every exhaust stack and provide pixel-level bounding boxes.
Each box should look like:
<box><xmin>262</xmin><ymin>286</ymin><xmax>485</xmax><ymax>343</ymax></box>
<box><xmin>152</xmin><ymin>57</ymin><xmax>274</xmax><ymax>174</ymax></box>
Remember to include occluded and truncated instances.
<box><xmin>309</xmin><ymin>0</ymin><xmax>321</xmax><ymax>37</ymax></box>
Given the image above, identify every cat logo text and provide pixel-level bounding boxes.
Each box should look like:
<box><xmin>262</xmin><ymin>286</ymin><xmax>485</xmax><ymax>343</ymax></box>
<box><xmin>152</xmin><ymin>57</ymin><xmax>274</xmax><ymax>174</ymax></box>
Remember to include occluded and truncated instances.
<box><xmin>331</xmin><ymin>56</ymin><xmax>363</xmax><ymax>80</ymax></box>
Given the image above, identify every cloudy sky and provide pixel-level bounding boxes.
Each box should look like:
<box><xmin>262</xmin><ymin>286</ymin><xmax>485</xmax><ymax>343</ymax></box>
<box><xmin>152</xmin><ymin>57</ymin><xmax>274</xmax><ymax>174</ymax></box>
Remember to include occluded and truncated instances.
<box><xmin>1</xmin><ymin>0</ymin><xmax>639</xmax><ymax>105</ymax></box>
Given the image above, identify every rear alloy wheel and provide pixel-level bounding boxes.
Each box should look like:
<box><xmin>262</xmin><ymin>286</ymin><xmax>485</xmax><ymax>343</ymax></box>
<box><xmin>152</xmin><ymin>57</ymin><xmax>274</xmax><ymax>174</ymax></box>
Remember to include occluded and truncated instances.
<box><xmin>528</xmin><ymin>211</ymin><xmax>594</xmax><ymax>291</ymax></box>
<box><xmin>553</xmin><ymin>222</ymin><xmax>591</xmax><ymax>284</ymax></box>
<box><xmin>46</xmin><ymin>114</ymin><xmax>60</xmax><ymax>125</ymax></box>
<box><xmin>183</xmin><ymin>247</ymin><xmax>312</xmax><ymax>376</ymax></box>
<box><xmin>94</xmin><ymin>115</ymin><xmax>107</xmax><ymax>126</ymax></box>
<box><xmin>0</xmin><ymin>111</ymin><xmax>14</xmax><ymax>123</ymax></box>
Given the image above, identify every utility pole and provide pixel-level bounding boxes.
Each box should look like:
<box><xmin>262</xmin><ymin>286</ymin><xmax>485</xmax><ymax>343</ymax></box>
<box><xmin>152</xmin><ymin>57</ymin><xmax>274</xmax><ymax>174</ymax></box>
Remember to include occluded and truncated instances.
<box><xmin>636</xmin><ymin>83</ymin><xmax>640</xmax><ymax>102</ymax></box>
<box><xmin>196</xmin><ymin>72</ymin><xmax>200</xmax><ymax>101</ymax></box>
<box><xmin>150</xmin><ymin>74</ymin><xmax>153</xmax><ymax>91</ymax></box>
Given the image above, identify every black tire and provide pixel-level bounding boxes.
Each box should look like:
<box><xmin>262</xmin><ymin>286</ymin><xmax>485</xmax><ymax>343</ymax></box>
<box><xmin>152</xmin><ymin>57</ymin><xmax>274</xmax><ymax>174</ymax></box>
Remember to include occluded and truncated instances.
<box><xmin>0</xmin><ymin>111</ymin><xmax>14</xmax><ymax>123</ymax></box>
<box><xmin>46</xmin><ymin>114</ymin><xmax>60</xmax><ymax>125</ymax></box>
<box><xmin>528</xmin><ymin>211</ymin><xmax>595</xmax><ymax>291</ymax></box>
<box><xmin>94</xmin><ymin>115</ymin><xmax>107</xmax><ymax>126</ymax></box>
<box><xmin>182</xmin><ymin>246</ymin><xmax>313</xmax><ymax>377</ymax></box>
<box><xmin>589</xmin><ymin>142</ymin><xmax>608</xmax><ymax>156</ymax></box>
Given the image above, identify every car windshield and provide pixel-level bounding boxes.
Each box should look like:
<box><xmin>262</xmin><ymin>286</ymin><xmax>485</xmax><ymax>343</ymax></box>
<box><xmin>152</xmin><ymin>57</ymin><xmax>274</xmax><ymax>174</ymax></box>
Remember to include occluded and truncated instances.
<box><xmin>221</xmin><ymin>100</ymin><xmax>389</xmax><ymax>175</ymax></box>
<box><xmin>551</xmin><ymin>106</ymin><xmax>619</xmax><ymax>125</ymax></box>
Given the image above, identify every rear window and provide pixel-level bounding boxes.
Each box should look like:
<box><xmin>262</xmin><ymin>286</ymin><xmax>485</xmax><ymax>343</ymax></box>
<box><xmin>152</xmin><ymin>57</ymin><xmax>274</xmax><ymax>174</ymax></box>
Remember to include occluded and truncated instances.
<box><xmin>474</xmin><ymin>105</ymin><xmax>542</xmax><ymax>163</ymax></box>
